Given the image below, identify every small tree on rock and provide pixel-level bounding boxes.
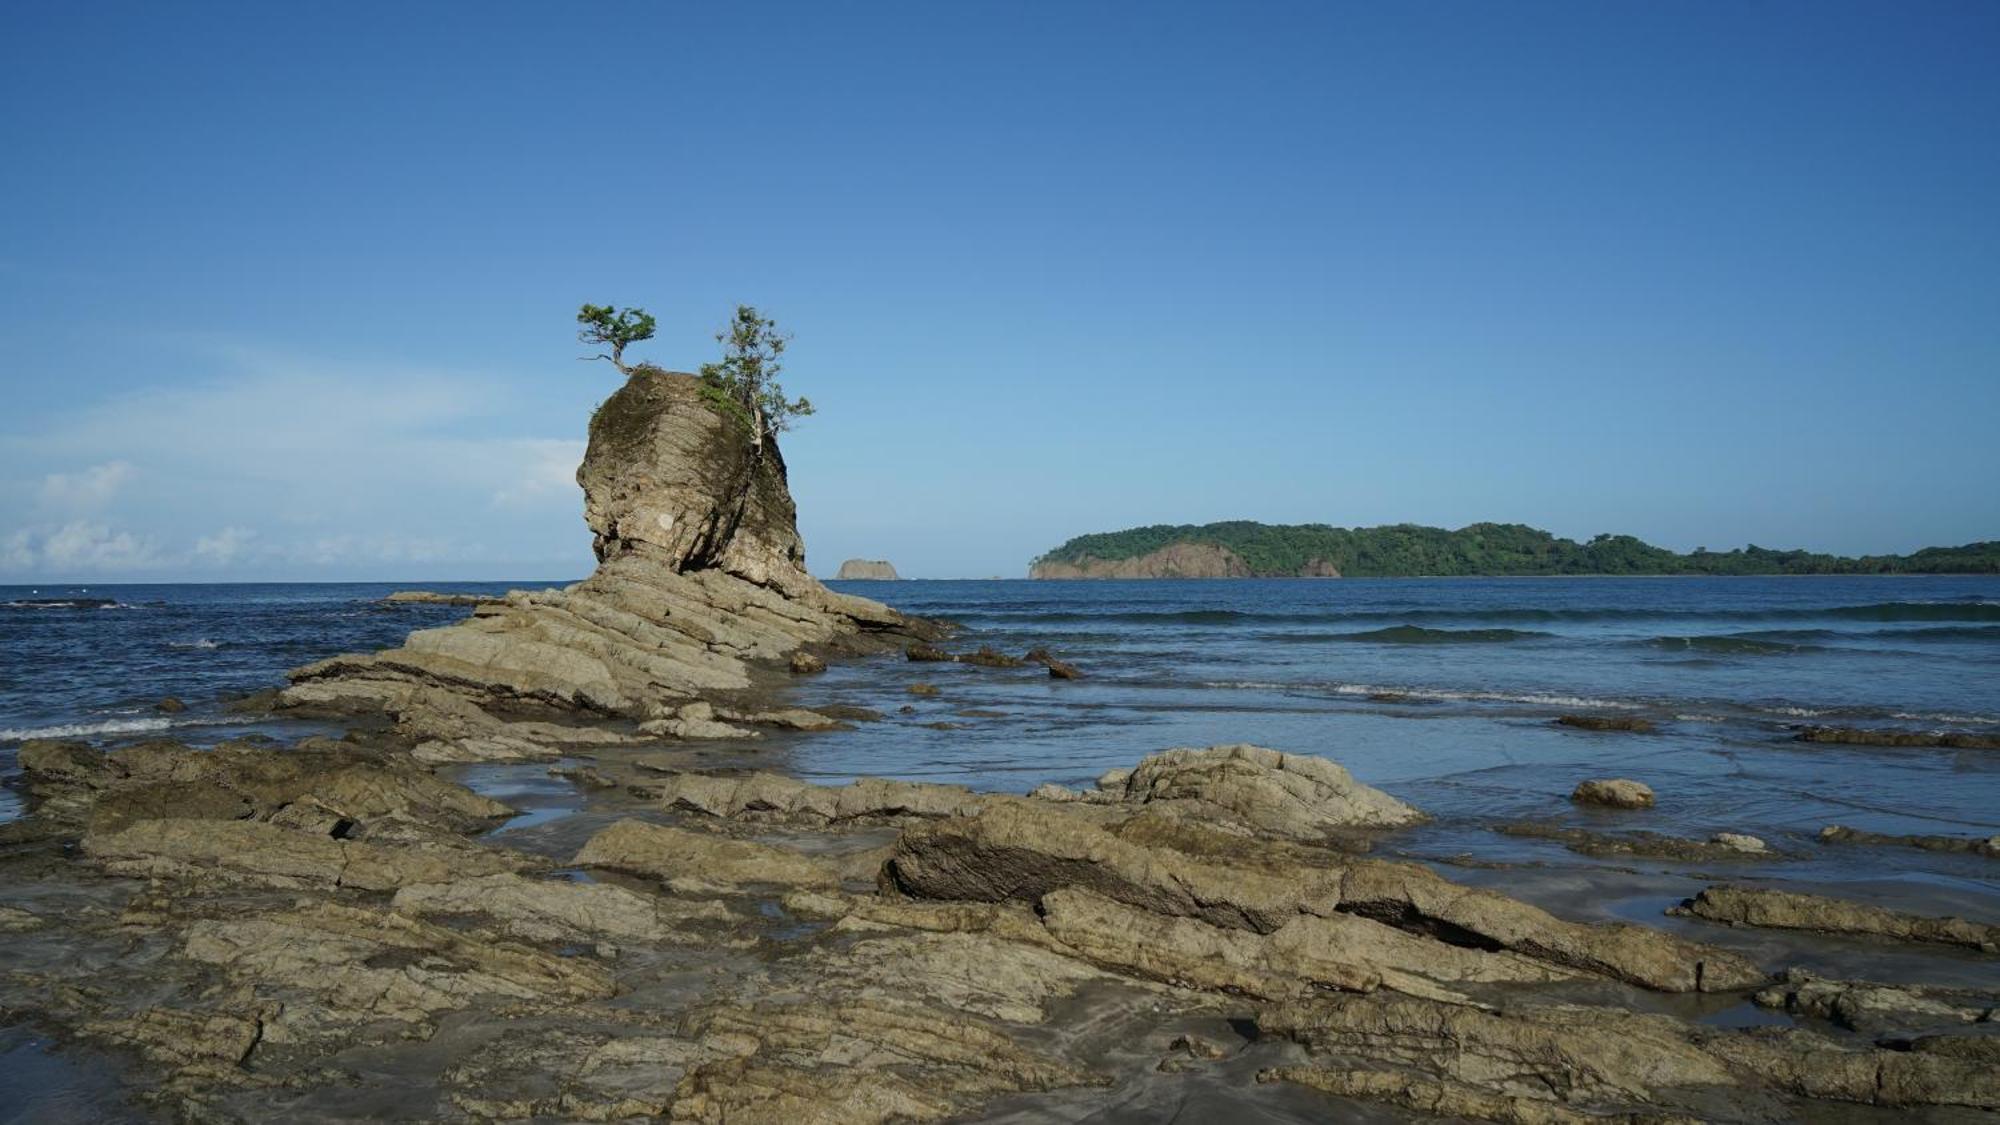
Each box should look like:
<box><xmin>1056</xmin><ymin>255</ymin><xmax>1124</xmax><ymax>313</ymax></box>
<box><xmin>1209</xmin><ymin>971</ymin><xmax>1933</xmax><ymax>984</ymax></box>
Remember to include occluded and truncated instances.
<box><xmin>577</xmin><ymin>304</ymin><xmax>657</xmax><ymax>374</ymax></box>
<box><xmin>698</xmin><ymin>305</ymin><xmax>813</xmax><ymax>451</ymax></box>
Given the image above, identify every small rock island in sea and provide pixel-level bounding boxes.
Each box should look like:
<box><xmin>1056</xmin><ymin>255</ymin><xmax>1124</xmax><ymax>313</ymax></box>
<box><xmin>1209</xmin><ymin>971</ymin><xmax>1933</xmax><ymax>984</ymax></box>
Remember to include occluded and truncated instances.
<box><xmin>834</xmin><ymin>558</ymin><xmax>899</xmax><ymax>580</ymax></box>
<box><xmin>3</xmin><ymin>364</ymin><xmax>1996</xmax><ymax>1122</ymax></box>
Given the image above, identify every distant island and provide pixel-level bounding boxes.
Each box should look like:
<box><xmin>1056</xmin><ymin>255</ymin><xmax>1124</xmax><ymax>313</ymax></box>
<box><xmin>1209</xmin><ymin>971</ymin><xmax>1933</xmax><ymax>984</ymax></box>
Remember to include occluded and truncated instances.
<box><xmin>835</xmin><ymin>558</ymin><xmax>900</xmax><ymax>580</ymax></box>
<box><xmin>1030</xmin><ymin>521</ymin><xmax>2000</xmax><ymax>578</ymax></box>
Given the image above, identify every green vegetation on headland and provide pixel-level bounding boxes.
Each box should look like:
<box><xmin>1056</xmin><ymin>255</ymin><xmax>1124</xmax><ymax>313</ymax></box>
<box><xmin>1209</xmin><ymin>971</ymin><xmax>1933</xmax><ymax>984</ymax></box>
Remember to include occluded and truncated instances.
<box><xmin>1031</xmin><ymin>521</ymin><xmax>2000</xmax><ymax>577</ymax></box>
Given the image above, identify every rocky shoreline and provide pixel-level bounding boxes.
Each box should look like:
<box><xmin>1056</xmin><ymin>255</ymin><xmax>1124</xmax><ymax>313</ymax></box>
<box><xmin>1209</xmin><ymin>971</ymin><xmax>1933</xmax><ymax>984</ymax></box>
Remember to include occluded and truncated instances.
<box><xmin>2</xmin><ymin>369</ymin><xmax>1995</xmax><ymax>1122</ymax></box>
<box><xmin>4</xmin><ymin>731</ymin><xmax>1997</xmax><ymax>1122</ymax></box>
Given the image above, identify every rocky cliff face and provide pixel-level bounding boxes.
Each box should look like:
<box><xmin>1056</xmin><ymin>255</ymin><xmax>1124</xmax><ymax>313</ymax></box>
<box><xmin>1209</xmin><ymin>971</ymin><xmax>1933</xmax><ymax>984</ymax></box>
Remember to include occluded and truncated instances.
<box><xmin>578</xmin><ymin>371</ymin><xmax>812</xmax><ymax>596</ymax></box>
<box><xmin>284</xmin><ymin>369</ymin><xmax>935</xmax><ymax>726</ymax></box>
<box><xmin>834</xmin><ymin>558</ymin><xmax>899</xmax><ymax>580</ymax></box>
<box><xmin>1031</xmin><ymin>541</ymin><xmax>1340</xmax><ymax>579</ymax></box>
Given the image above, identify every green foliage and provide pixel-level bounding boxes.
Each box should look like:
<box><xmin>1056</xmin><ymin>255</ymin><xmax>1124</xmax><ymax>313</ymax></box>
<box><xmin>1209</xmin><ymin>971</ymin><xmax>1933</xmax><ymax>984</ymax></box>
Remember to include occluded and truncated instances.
<box><xmin>1033</xmin><ymin>522</ymin><xmax>2000</xmax><ymax>577</ymax></box>
<box><xmin>576</xmin><ymin>303</ymin><xmax>657</xmax><ymax>372</ymax></box>
<box><xmin>698</xmin><ymin>304</ymin><xmax>814</xmax><ymax>439</ymax></box>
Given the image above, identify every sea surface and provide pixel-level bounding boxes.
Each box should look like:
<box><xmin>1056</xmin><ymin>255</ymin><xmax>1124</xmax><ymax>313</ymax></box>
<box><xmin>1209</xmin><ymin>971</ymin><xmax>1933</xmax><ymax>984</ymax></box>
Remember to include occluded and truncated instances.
<box><xmin>4</xmin><ymin>575</ymin><xmax>1998</xmax><ymax>886</ymax></box>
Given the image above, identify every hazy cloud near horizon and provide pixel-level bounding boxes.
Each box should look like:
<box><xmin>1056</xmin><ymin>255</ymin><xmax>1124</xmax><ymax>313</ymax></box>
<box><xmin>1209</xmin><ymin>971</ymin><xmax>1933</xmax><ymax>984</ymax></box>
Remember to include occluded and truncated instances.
<box><xmin>0</xmin><ymin>349</ymin><xmax>596</xmax><ymax>583</ymax></box>
<box><xmin>2</xmin><ymin>335</ymin><xmax>1993</xmax><ymax>585</ymax></box>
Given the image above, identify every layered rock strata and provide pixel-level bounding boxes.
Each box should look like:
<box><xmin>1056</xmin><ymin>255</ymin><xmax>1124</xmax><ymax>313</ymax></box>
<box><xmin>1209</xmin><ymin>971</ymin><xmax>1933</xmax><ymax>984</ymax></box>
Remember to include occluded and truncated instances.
<box><xmin>6</xmin><ymin>738</ymin><xmax>2000</xmax><ymax>1121</ymax></box>
<box><xmin>280</xmin><ymin>369</ymin><xmax>938</xmax><ymax>734</ymax></box>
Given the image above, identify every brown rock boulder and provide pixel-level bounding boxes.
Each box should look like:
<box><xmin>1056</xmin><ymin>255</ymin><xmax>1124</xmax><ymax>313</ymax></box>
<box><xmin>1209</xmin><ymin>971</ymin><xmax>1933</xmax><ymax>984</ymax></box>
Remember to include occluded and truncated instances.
<box><xmin>1102</xmin><ymin>744</ymin><xmax>1423</xmax><ymax>837</ymax></box>
<box><xmin>1571</xmin><ymin>778</ymin><xmax>1655</xmax><ymax>809</ymax></box>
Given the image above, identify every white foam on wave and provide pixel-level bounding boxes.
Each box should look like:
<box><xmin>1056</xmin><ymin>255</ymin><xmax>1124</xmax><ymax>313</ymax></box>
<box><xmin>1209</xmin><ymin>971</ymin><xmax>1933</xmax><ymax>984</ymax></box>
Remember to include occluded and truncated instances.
<box><xmin>1892</xmin><ymin>711</ymin><xmax>2000</xmax><ymax>727</ymax></box>
<box><xmin>1</xmin><ymin>716</ymin><xmax>177</xmax><ymax>740</ymax></box>
<box><xmin>1199</xmin><ymin>680</ymin><xmax>1645</xmax><ymax>711</ymax></box>
<box><xmin>170</xmin><ymin>639</ymin><xmax>221</xmax><ymax>650</ymax></box>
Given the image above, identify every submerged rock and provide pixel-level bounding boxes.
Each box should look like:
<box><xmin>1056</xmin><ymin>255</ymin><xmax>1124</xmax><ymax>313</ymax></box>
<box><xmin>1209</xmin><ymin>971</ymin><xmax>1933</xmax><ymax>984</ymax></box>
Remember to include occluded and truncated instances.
<box><xmin>1712</xmin><ymin>831</ymin><xmax>1769</xmax><ymax>853</ymax></box>
<box><xmin>1022</xmin><ymin>646</ymin><xmax>1082</xmax><ymax>678</ymax></box>
<box><xmin>957</xmin><ymin>645</ymin><xmax>1025</xmax><ymax>668</ymax></box>
<box><xmin>1795</xmin><ymin>726</ymin><xmax>2000</xmax><ymax>750</ymax></box>
<box><xmin>1496</xmin><ymin>822</ymin><xmax>1776</xmax><ymax>862</ymax></box>
<box><xmin>1571</xmin><ymin>778</ymin><xmax>1656</xmax><ymax>809</ymax></box>
<box><xmin>1754</xmin><ymin>968</ymin><xmax>1999</xmax><ymax>1033</ymax></box>
<box><xmin>1555</xmin><ymin>713</ymin><xmax>1654</xmax><ymax>733</ymax></box>
<box><xmin>1818</xmin><ymin>823</ymin><xmax>2000</xmax><ymax>859</ymax></box>
<box><xmin>1672</xmin><ymin>885</ymin><xmax>2000</xmax><ymax>952</ymax></box>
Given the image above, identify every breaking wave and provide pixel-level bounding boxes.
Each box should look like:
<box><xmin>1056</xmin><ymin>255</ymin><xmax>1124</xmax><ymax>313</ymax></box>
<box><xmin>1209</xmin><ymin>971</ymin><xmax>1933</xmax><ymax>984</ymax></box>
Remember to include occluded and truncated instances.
<box><xmin>1277</xmin><ymin>626</ymin><xmax>1552</xmax><ymax>645</ymax></box>
<box><xmin>1642</xmin><ymin>634</ymin><xmax>1815</xmax><ymax>656</ymax></box>
<box><xmin>976</xmin><ymin>600</ymin><xmax>2000</xmax><ymax>629</ymax></box>
<box><xmin>0</xmin><ymin>716</ymin><xmax>177</xmax><ymax>741</ymax></box>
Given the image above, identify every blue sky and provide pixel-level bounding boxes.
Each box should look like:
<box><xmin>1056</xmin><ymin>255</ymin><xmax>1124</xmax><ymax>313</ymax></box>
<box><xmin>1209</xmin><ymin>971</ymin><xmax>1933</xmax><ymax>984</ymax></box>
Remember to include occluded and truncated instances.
<box><xmin>3</xmin><ymin>2</ymin><xmax>1996</xmax><ymax>581</ymax></box>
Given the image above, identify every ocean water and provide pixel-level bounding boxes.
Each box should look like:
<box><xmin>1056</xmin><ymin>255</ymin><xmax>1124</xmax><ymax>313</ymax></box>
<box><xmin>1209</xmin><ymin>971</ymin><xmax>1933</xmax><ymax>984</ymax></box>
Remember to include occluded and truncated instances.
<box><xmin>4</xmin><ymin>576</ymin><xmax>1998</xmax><ymax>886</ymax></box>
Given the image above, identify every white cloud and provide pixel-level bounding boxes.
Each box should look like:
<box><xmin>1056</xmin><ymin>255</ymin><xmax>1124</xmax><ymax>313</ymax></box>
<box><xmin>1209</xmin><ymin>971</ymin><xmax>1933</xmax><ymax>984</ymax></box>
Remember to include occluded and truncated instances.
<box><xmin>32</xmin><ymin>521</ymin><xmax>162</xmax><ymax>572</ymax></box>
<box><xmin>38</xmin><ymin>460</ymin><xmax>133</xmax><ymax>512</ymax></box>
<box><xmin>1</xmin><ymin>529</ymin><xmax>34</xmax><ymax>570</ymax></box>
<box><xmin>0</xmin><ymin>348</ymin><xmax>599</xmax><ymax>579</ymax></box>
<box><xmin>491</xmin><ymin>439</ymin><xmax>586</xmax><ymax>508</ymax></box>
<box><xmin>193</xmin><ymin>526</ymin><xmax>258</xmax><ymax>565</ymax></box>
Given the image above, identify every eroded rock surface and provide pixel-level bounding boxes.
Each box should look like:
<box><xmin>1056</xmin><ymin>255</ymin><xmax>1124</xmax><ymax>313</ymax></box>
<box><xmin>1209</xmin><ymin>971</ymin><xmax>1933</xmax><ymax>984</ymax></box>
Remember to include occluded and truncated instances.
<box><xmin>653</xmin><ymin>770</ymin><xmax>988</xmax><ymax>824</ymax></box>
<box><xmin>1754</xmin><ymin>968</ymin><xmax>1999</xmax><ymax>1033</ymax></box>
<box><xmin>1673</xmin><ymin>884</ymin><xmax>2000</xmax><ymax>952</ymax></box>
<box><xmin>883</xmin><ymin>798</ymin><xmax>1765</xmax><ymax>993</ymax></box>
<box><xmin>1258</xmin><ymin>989</ymin><xmax>2000</xmax><ymax>1117</ymax></box>
<box><xmin>281</xmin><ymin>369</ymin><xmax>938</xmax><ymax>727</ymax></box>
<box><xmin>1819</xmin><ymin>823</ymin><xmax>2000</xmax><ymax>859</ymax></box>
<box><xmin>573</xmin><ymin>818</ymin><xmax>840</xmax><ymax>892</ymax></box>
<box><xmin>10</xmin><ymin>732</ymin><xmax>2000</xmax><ymax>1122</ymax></box>
<box><xmin>1101</xmin><ymin>744</ymin><xmax>1423</xmax><ymax>836</ymax></box>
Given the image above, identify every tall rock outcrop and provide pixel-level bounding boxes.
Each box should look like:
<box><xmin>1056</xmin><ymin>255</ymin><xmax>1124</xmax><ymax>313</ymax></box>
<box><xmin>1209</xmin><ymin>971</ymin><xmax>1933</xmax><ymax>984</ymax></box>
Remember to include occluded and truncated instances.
<box><xmin>283</xmin><ymin>369</ymin><xmax>936</xmax><ymax>722</ymax></box>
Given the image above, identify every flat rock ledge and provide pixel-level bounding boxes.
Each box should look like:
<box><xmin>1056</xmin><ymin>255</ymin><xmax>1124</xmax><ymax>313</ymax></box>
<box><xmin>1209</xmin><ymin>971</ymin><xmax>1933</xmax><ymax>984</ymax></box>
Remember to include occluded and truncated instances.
<box><xmin>8</xmin><ymin>738</ymin><xmax>1999</xmax><ymax>1121</ymax></box>
<box><xmin>1673</xmin><ymin>884</ymin><xmax>2000</xmax><ymax>953</ymax></box>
